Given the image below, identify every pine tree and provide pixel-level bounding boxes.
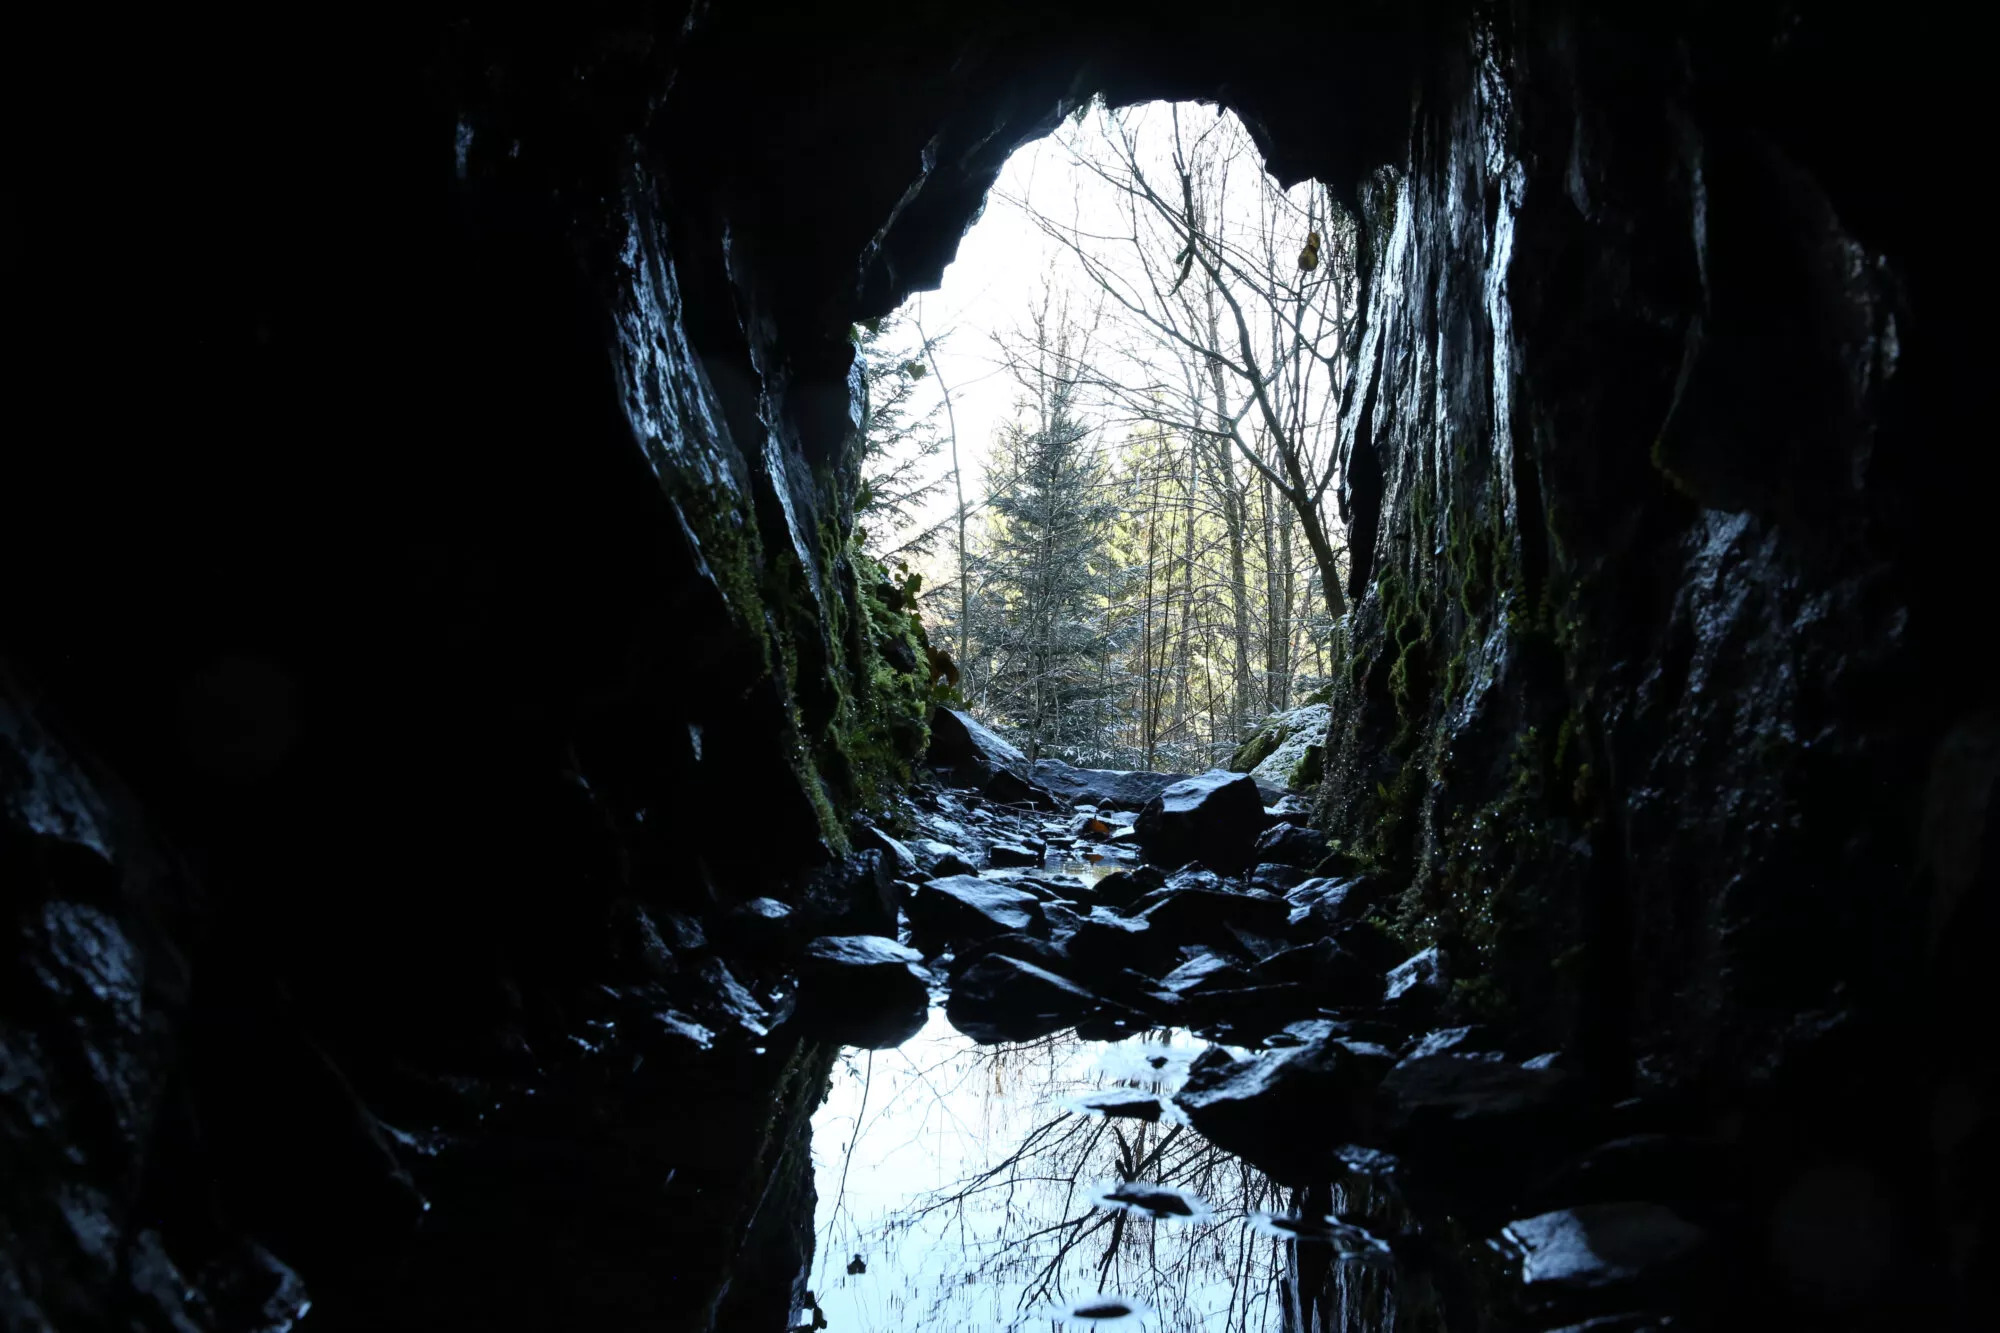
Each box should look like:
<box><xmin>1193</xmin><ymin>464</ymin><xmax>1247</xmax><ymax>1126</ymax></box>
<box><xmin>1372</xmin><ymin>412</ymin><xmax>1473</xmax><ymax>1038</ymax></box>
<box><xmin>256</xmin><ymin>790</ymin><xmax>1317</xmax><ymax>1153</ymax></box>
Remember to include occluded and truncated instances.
<box><xmin>975</xmin><ymin>309</ymin><xmax>1126</xmax><ymax>763</ymax></box>
<box><xmin>852</xmin><ymin>317</ymin><xmax>948</xmax><ymax>560</ymax></box>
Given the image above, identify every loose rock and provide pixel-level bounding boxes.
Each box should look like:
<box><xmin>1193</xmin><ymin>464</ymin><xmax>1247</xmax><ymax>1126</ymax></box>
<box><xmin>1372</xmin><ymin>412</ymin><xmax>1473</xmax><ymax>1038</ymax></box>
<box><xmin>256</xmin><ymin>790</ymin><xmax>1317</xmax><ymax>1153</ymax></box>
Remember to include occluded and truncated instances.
<box><xmin>1133</xmin><ymin>770</ymin><xmax>1270</xmax><ymax>873</ymax></box>
<box><xmin>946</xmin><ymin>953</ymin><xmax>1114</xmax><ymax>1043</ymax></box>
<box><xmin>1174</xmin><ymin>1035</ymin><xmax>1395</xmax><ymax>1179</ymax></box>
<box><xmin>1498</xmin><ymin>1203</ymin><xmax>1707</xmax><ymax>1308</ymax></box>
<box><xmin>908</xmin><ymin>875</ymin><xmax>1045</xmax><ymax>947</ymax></box>
<box><xmin>795</xmin><ymin>935</ymin><xmax>931</xmax><ymax>1048</ymax></box>
<box><xmin>1031</xmin><ymin>759</ymin><xmax>1189</xmax><ymax>811</ymax></box>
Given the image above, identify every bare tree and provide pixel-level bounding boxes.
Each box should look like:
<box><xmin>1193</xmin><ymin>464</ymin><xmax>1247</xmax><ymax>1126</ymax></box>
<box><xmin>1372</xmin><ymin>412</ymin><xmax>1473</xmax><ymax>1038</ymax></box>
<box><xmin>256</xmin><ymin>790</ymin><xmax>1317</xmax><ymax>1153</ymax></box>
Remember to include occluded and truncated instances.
<box><xmin>1001</xmin><ymin>102</ymin><xmax>1357</xmax><ymax>629</ymax></box>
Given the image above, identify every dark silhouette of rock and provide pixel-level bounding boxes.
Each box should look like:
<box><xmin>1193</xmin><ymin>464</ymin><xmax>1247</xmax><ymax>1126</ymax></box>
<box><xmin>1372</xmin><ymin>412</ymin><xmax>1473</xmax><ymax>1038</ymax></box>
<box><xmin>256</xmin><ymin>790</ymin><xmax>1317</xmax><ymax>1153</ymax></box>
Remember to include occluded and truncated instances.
<box><xmin>795</xmin><ymin>935</ymin><xmax>930</xmax><ymax>1048</ymax></box>
<box><xmin>1283</xmin><ymin>877</ymin><xmax>1374</xmax><ymax>937</ymax></box>
<box><xmin>1174</xmin><ymin>1035</ymin><xmax>1396</xmax><ymax>1179</ymax></box>
<box><xmin>1096</xmin><ymin>1181</ymin><xmax>1206</xmax><ymax>1218</ymax></box>
<box><xmin>1384</xmin><ymin>946</ymin><xmax>1448</xmax><ymax>1008</ymax></box>
<box><xmin>1249</xmin><ymin>862</ymin><xmax>1310</xmax><ymax>892</ymax></box>
<box><xmin>926</xmin><ymin>708</ymin><xmax>1061</xmax><ymax>807</ymax></box>
<box><xmin>1134</xmin><ymin>770</ymin><xmax>1270</xmax><ymax>872</ymax></box>
<box><xmin>1064</xmin><ymin>909</ymin><xmax>1156</xmax><ymax>974</ymax></box>
<box><xmin>946</xmin><ymin>954</ymin><xmax>1115</xmax><ymax>1043</ymax></box>
<box><xmin>917</xmin><ymin>845</ymin><xmax>980</xmax><ymax>878</ymax></box>
<box><xmin>1498</xmin><ymin>1203</ymin><xmax>1708</xmax><ymax>1311</ymax></box>
<box><xmin>1128</xmin><ymin>886</ymin><xmax>1289</xmax><ymax>955</ymax></box>
<box><xmin>1031</xmin><ymin>759</ymin><xmax>1190</xmax><ymax>810</ymax></box>
<box><xmin>1159</xmin><ymin>950</ymin><xmax>1253</xmax><ymax>995</ymax></box>
<box><xmin>850</xmin><ymin>821</ymin><xmax>921</xmax><ymax>878</ymax></box>
<box><xmin>1249</xmin><ymin>938</ymin><xmax>1380</xmax><ymax>1005</ymax></box>
<box><xmin>1526</xmin><ymin>1134</ymin><xmax>1741</xmax><ymax>1212</ymax></box>
<box><xmin>797</xmin><ymin>850</ymin><xmax>904</xmax><ymax>937</ymax></box>
<box><xmin>908</xmin><ymin>875</ymin><xmax>1045</xmax><ymax>947</ymax></box>
<box><xmin>986</xmin><ymin>839</ymin><xmax>1043</xmax><ymax>868</ymax></box>
<box><xmin>950</xmin><ymin>931</ymin><xmax>1071</xmax><ymax>975</ymax></box>
<box><xmin>1252</xmin><ymin>822</ymin><xmax>1329</xmax><ymax>867</ymax></box>
<box><xmin>717</xmin><ymin>897</ymin><xmax>797</xmax><ymax>959</ymax></box>
<box><xmin>1376</xmin><ymin>1051</ymin><xmax>1581</xmax><ymax>1151</ymax></box>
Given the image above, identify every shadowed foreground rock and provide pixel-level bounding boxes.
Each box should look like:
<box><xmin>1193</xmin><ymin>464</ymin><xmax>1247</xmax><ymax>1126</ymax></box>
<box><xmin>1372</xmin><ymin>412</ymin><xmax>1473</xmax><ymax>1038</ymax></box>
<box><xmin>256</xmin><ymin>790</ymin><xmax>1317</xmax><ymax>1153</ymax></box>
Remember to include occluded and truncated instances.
<box><xmin>795</xmin><ymin>935</ymin><xmax>930</xmax><ymax>1049</ymax></box>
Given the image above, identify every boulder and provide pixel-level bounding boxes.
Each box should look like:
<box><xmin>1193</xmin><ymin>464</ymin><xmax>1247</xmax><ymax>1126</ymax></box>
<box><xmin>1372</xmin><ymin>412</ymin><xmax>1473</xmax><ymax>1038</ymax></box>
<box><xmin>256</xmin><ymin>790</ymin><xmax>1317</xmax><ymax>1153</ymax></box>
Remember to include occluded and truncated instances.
<box><xmin>1065</xmin><ymin>909</ymin><xmax>1161</xmax><ymax>977</ymax></box>
<box><xmin>1402</xmin><ymin>1025</ymin><xmax>1505</xmax><ymax>1059</ymax></box>
<box><xmin>1173</xmin><ymin>1034</ymin><xmax>1396</xmax><ymax>1179</ymax></box>
<box><xmin>1158</xmin><ymin>950</ymin><xmax>1252</xmax><ymax>995</ymax></box>
<box><xmin>795</xmin><ymin>935</ymin><xmax>931</xmax><ymax>1049</ymax></box>
<box><xmin>945</xmin><ymin>954</ymin><xmax>1114</xmax><ymax>1043</ymax></box>
<box><xmin>1134</xmin><ymin>770</ymin><xmax>1270</xmax><ymax>873</ymax></box>
<box><xmin>1031</xmin><ymin>758</ymin><xmax>1190</xmax><ymax>811</ymax></box>
<box><xmin>908</xmin><ymin>875</ymin><xmax>1045</xmax><ymax>947</ymax></box>
<box><xmin>850</xmin><ymin>820</ymin><xmax>921</xmax><ymax>878</ymax></box>
<box><xmin>1265</xmin><ymin>794</ymin><xmax>1314</xmax><ymax>824</ymax></box>
<box><xmin>1130</xmin><ymin>886</ymin><xmax>1289</xmax><ymax>954</ymax></box>
<box><xmin>1498</xmin><ymin>1203</ymin><xmax>1708</xmax><ymax>1311</ymax></box>
<box><xmin>909</xmin><ymin>838</ymin><xmax>978</xmax><ymax>878</ymax></box>
<box><xmin>1249</xmin><ymin>938</ymin><xmax>1381</xmax><ymax>1005</ymax></box>
<box><xmin>1041</xmin><ymin>902</ymin><xmax>1085</xmax><ymax>938</ymax></box>
<box><xmin>1375</xmin><ymin>1051</ymin><xmax>1583</xmax><ymax>1165</ymax></box>
<box><xmin>715</xmin><ymin>896</ymin><xmax>798</xmax><ymax>959</ymax></box>
<box><xmin>1251</xmin><ymin>822</ymin><xmax>1329</xmax><ymax>868</ymax></box>
<box><xmin>796</xmin><ymin>850</ymin><xmax>903</xmax><ymax>936</ymax></box>
<box><xmin>1081</xmin><ymin>870</ymin><xmax>1146</xmax><ymax>912</ymax></box>
<box><xmin>1283</xmin><ymin>877</ymin><xmax>1372</xmax><ymax>937</ymax></box>
<box><xmin>927</xmin><ymin>707</ymin><xmax>1060</xmax><ymax>807</ymax></box>
<box><xmin>1384</xmin><ymin>946</ymin><xmax>1448</xmax><ymax>1008</ymax></box>
<box><xmin>987</xmin><ymin>839</ymin><xmax>1044</xmax><ymax>868</ymax></box>
<box><xmin>950</xmin><ymin>931</ymin><xmax>1071</xmax><ymax>975</ymax></box>
<box><xmin>1249</xmin><ymin>862</ymin><xmax>1310</xmax><ymax>892</ymax></box>
<box><xmin>1176</xmin><ymin>983</ymin><xmax>1329</xmax><ymax>1038</ymax></box>
<box><xmin>1229</xmin><ymin>703</ymin><xmax>1331</xmax><ymax>791</ymax></box>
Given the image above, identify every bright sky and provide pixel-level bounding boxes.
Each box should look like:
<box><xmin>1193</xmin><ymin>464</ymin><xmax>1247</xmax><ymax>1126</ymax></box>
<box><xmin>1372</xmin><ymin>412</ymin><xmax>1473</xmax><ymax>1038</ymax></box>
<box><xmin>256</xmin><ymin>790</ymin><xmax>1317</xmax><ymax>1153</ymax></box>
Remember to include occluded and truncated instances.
<box><xmin>894</xmin><ymin>126</ymin><xmax>1073</xmax><ymax>512</ymax></box>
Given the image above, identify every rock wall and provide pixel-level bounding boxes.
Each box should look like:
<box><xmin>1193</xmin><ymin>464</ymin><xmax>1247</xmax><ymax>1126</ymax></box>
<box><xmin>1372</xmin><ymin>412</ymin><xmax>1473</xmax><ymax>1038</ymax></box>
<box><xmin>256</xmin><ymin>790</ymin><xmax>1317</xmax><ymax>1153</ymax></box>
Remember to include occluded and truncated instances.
<box><xmin>4</xmin><ymin>1</ymin><xmax>1991</xmax><ymax>1327</ymax></box>
<box><xmin>1314</xmin><ymin>7</ymin><xmax>1994</xmax><ymax>1320</ymax></box>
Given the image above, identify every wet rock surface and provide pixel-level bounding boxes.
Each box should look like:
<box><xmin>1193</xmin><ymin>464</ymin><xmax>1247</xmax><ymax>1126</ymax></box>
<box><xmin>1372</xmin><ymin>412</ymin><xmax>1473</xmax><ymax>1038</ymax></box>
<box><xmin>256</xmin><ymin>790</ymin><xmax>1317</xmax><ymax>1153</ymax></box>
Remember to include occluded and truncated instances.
<box><xmin>1030</xmin><ymin>758</ymin><xmax>1190</xmax><ymax>811</ymax></box>
<box><xmin>4</xmin><ymin>0</ymin><xmax>1988</xmax><ymax>1329</ymax></box>
<box><xmin>832</xmin><ymin>770</ymin><xmax>1827</xmax><ymax>1330</ymax></box>
<box><xmin>1134</xmin><ymin>769</ymin><xmax>1271</xmax><ymax>873</ymax></box>
<box><xmin>795</xmin><ymin>935</ymin><xmax>930</xmax><ymax>1049</ymax></box>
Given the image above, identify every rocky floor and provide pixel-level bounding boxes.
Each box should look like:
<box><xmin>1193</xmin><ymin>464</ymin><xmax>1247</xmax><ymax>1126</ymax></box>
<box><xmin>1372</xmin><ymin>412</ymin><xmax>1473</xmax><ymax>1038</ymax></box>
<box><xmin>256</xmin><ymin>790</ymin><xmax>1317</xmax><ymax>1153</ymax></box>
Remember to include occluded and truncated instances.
<box><xmin>788</xmin><ymin>721</ymin><xmax>1748</xmax><ymax>1330</ymax></box>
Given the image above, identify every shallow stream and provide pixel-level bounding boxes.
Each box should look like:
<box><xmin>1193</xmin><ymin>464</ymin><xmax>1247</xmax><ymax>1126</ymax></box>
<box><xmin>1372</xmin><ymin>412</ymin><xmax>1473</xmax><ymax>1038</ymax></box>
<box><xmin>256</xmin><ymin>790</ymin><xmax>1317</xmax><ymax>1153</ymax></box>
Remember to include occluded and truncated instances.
<box><xmin>808</xmin><ymin>1011</ymin><xmax>1407</xmax><ymax>1331</ymax></box>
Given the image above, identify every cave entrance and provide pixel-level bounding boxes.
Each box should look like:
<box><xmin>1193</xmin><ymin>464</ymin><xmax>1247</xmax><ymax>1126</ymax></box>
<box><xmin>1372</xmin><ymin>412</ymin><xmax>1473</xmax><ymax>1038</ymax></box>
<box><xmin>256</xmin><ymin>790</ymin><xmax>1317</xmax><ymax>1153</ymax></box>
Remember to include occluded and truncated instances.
<box><xmin>808</xmin><ymin>99</ymin><xmax>1374</xmax><ymax>1331</ymax></box>
<box><xmin>854</xmin><ymin>99</ymin><xmax>1358</xmax><ymax>778</ymax></box>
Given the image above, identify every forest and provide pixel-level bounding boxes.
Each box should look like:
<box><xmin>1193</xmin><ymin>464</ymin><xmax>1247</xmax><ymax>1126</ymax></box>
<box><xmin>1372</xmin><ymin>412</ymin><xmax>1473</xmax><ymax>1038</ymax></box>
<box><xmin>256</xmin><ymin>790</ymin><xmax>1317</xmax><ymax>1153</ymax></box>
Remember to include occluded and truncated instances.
<box><xmin>854</xmin><ymin>102</ymin><xmax>1359</xmax><ymax>772</ymax></box>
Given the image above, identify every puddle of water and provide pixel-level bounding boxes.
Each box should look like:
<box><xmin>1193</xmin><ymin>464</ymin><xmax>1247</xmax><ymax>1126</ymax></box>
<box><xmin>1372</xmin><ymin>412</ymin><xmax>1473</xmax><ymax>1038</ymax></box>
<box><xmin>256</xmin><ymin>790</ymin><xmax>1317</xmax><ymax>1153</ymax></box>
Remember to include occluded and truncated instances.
<box><xmin>1049</xmin><ymin>857</ymin><xmax>1131</xmax><ymax>888</ymax></box>
<box><xmin>809</xmin><ymin>1010</ymin><xmax>1405</xmax><ymax>1331</ymax></box>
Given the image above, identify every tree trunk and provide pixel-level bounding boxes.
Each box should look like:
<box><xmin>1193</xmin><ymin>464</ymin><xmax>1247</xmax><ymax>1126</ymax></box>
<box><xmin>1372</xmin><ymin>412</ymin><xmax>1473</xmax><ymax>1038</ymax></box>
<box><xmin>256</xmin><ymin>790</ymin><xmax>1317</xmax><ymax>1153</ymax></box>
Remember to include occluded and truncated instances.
<box><xmin>1202</xmin><ymin>294</ymin><xmax>1256</xmax><ymax>745</ymax></box>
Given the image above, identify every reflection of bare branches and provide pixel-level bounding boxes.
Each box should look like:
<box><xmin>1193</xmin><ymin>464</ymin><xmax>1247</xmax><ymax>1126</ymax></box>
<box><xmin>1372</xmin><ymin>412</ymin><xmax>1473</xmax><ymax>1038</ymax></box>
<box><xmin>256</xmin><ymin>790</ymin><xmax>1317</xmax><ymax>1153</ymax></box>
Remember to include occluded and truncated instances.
<box><xmin>815</xmin><ymin>1019</ymin><xmax>1434</xmax><ymax>1331</ymax></box>
<box><xmin>864</xmin><ymin>1042</ymin><xmax>1292</xmax><ymax>1330</ymax></box>
<box><xmin>815</xmin><ymin>1049</ymin><xmax>873</xmax><ymax>1292</ymax></box>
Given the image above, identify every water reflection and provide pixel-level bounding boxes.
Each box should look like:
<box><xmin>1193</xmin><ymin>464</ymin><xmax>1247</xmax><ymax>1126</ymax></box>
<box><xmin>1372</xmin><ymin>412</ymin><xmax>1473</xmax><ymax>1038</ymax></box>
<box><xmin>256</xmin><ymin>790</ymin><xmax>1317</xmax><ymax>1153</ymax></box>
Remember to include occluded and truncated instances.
<box><xmin>810</xmin><ymin>1011</ymin><xmax>1405</xmax><ymax>1331</ymax></box>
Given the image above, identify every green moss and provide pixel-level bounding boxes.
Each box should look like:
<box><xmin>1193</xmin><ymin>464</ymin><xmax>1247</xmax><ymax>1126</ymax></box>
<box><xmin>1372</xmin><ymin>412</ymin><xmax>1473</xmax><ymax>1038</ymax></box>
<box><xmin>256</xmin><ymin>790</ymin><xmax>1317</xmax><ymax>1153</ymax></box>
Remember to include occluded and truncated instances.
<box><xmin>808</xmin><ymin>532</ymin><xmax>942</xmax><ymax>818</ymax></box>
<box><xmin>1229</xmin><ymin>726</ymin><xmax>1285</xmax><ymax>773</ymax></box>
<box><xmin>658</xmin><ymin>467</ymin><xmax>935</xmax><ymax>844</ymax></box>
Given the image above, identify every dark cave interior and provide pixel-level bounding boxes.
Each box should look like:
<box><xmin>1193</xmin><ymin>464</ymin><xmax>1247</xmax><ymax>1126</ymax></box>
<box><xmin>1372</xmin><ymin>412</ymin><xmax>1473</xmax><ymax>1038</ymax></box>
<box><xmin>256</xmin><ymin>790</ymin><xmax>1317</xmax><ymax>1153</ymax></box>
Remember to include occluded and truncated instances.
<box><xmin>3</xmin><ymin>3</ymin><xmax>1993</xmax><ymax>1329</ymax></box>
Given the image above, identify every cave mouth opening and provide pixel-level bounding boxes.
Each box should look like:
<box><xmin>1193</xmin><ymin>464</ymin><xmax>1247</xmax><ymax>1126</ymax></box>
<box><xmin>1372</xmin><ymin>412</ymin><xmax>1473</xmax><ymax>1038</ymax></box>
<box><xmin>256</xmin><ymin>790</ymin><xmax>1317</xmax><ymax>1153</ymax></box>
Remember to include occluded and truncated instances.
<box><xmin>859</xmin><ymin>98</ymin><xmax>1358</xmax><ymax>777</ymax></box>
